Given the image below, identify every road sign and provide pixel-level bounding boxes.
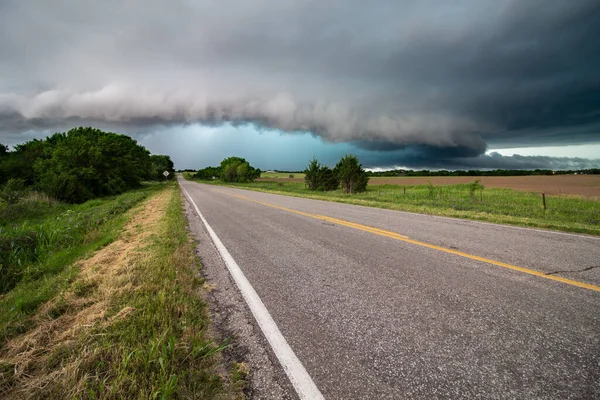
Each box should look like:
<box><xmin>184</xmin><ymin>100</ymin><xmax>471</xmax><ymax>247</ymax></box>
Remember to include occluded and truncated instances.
<box><xmin>163</xmin><ymin>171</ymin><xmax>170</xmax><ymax>177</ymax></box>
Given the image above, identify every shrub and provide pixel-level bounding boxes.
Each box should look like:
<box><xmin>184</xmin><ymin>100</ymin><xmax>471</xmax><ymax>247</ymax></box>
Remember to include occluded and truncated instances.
<box><xmin>0</xmin><ymin>178</ymin><xmax>27</xmax><ymax>204</ymax></box>
<box><xmin>469</xmin><ymin>179</ymin><xmax>485</xmax><ymax>200</ymax></box>
<box><xmin>194</xmin><ymin>166</ymin><xmax>221</xmax><ymax>180</ymax></box>
<box><xmin>34</xmin><ymin>127</ymin><xmax>152</xmax><ymax>203</ymax></box>
<box><xmin>334</xmin><ymin>155</ymin><xmax>369</xmax><ymax>194</ymax></box>
<box><xmin>427</xmin><ymin>182</ymin><xmax>436</xmax><ymax>199</ymax></box>
<box><xmin>305</xmin><ymin>158</ymin><xmax>322</xmax><ymax>190</ymax></box>
<box><xmin>219</xmin><ymin>157</ymin><xmax>260</xmax><ymax>183</ymax></box>
<box><xmin>304</xmin><ymin>158</ymin><xmax>339</xmax><ymax>191</ymax></box>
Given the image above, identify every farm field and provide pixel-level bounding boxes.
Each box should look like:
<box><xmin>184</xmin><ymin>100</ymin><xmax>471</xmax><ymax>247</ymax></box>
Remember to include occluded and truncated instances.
<box><xmin>259</xmin><ymin>174</ymin><xmax>600</xmax><ymax>199</ymax></box>
<box><xmin>188</xmin><ymin>173</ymin><xmax>600</xmax><ymax>235</ymax></box>
<box><xmin>260</xmin><ymin>171</ymin><xmax>305</xmax><ymax>179</ymax></box>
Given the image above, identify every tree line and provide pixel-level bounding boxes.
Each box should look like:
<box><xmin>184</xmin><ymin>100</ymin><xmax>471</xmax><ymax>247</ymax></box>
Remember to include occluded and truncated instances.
<box><xmin>0</xmin><ymin>127</ymin><xmax>175</xmax><ymax>203</ymax></box>
<box><xmin>194</xmin><ymin>154</ymin><xmax>370</xmax><ymax>194</ymax></box>
<box><xmin>366</xmin><ymin>168</ymin><xmax>600</xmax><ymax>177</ymax></box>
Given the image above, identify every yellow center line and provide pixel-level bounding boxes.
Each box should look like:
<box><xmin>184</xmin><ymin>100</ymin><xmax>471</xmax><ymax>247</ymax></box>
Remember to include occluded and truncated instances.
<box><xmin>213</xmin><ymin>189</ymin><xmax>600</xmax><ymax>293</ymax></box>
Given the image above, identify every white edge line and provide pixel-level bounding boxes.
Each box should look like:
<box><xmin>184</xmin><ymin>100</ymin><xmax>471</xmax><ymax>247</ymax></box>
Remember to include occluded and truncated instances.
<box><xmin>181</xmin><ymin>186</ymin><xmax>325</xmax><ymax>400</ymax></box>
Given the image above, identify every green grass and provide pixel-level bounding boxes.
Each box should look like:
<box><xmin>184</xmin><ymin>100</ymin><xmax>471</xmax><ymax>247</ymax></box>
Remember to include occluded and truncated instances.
<box><xmin>260</xmin><ymin>171</ymin><xmax>305</xmax><ymax>179</ymax></box>
<box><xmin>0</xmin><ymin>184</ymin><xmax>163</xmax><ymax>340</ymax></box>
<box><xmin>0</xmin><ymin>184</ymin><xmax>241</xmax><ymax>399</ymax></box>
<box><xmin>185</xmin><ymin>176</ymin><xmax>600</xmax><ymax>235</ymax></box>
<box><xmin>71</xmin><ymin>185</ymin><xmax>237</xmax><ymax>399</ymax></box>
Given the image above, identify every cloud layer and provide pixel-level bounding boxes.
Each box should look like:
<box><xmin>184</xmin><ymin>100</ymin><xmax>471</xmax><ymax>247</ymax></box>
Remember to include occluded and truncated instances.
<box><xmin>1</xmin><ymin>0</ymin><xmax>599</xmax><ymax>168</ymax></box>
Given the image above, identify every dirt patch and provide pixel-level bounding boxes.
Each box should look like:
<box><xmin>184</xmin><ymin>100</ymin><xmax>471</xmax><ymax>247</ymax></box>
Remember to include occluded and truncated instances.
<box><xmin>0</xmin><ymin>190</ymin><xmax>170</xmax><ymax>398</ymax></box>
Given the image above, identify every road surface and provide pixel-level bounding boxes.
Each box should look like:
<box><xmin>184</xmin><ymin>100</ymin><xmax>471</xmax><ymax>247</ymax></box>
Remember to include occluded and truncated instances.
<box><xmin>179</xmin><ymin>177</ymin><xmax>600</xmax><ymax>399</ymax></box>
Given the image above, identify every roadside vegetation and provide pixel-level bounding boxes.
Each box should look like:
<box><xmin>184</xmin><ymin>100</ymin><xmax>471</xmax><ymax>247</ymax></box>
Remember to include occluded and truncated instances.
<box><xmin>0</xmin><ymin>127</ymin><xmax>175</xmax><ymax>204</ymax></box>
<box><xmin>1</xmin><ymin>128</ymin><xmax>242</xmax><ymax>398</ymax></box>
<box><xmin>187</xmin><ymin>156</ymin><xmax>600</xmax><ymax>235</ymax></box>
<box><xmin>0</xmin><ymin>183</ymin><xmax>243</xmax><ymax>398</ymax></box>
<box><xmin>304</xmin><ymin>155</ymin><xmax>369</xmax><ymax>193</ymax></box>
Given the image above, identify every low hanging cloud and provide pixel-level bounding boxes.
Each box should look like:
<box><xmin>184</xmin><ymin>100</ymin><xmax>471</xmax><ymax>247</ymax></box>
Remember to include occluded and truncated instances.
<box><xmin>359</xmin><ymin>151</ymin><xmax>600</xmax><ymax>171</ymax></box>
<box><xmin>0</xmin><ymin>0</ymin><xmax>599</xmax><ymax>168</ymax></box>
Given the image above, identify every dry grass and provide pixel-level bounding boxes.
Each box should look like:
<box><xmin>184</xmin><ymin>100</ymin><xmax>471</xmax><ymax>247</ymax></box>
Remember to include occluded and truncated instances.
<box><xmin>0</xmin><ymin>186</ymin><xmax>238</xmax><ymax>399</ymax></box>
<box><xmin>0</xmin><ymin>192</ymin><xmax>168</xmax><ymax>397</ymax></box>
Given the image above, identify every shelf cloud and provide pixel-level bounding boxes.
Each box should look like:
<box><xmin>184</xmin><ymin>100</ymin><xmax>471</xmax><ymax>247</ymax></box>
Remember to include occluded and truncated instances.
<box><xmin>1</xmin><ymin>0</ymin><xmax>599</xmax><ymax>168</ymax></box>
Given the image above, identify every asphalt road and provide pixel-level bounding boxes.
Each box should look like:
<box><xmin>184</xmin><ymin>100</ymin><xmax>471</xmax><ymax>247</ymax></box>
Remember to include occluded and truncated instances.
<box><xmin>179</xmin><ymin>177</ymin><xmax>600</xmax><ymax>400</ymax></box>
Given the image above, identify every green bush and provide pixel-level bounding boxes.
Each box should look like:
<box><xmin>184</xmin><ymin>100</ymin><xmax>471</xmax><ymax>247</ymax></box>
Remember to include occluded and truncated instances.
<box><xmin>469</xmin><ymin>179</ymin><xmax>485</xmax><ymax>200</ymax></box>
<box><xmin>218</xmin><ymin>157</ymin><xmax>260</xmax><ymax>183</ymax></box>
<box><xmin>304</xmin><ymin>158</ymin><xmax>339</xmax><ymax>191</ymax></box>
<box><xmin>34</xmin><ymin>127</ymin><xmax>152</xmax><ymax>203</ymax></box>
<box><xmin>0</xmin><ymin>178</ymin><xmax>27</xmax><ymax>204</ymax></box>
<box><xmin>194</xmin><ymin>166</ymin><xmax>221</xmax><ymax>180</ymax></box>
<box><xmin>0</xmin><ymin>127</ymin><xmax>174</xmax><ymax>204</ymax></box>
<box><xmin>334</xmin><ymin>155</ymin><xmax>369</xmax><ymax>194</ymax></box>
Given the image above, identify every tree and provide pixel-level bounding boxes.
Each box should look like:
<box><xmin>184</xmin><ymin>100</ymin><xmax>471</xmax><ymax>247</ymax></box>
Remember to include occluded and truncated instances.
<box><xmin>334</xmin><ymin>155</ymin><xmax>369</xmax><ymax>194</ymax></box>
<box><xmin>194</xmin><ymin>166</ymin><xmax>221</xmax><ymax>180</ymax></box>
<box><xmin>304</xmin><ymin>158</ymin><xmax>322</xmax><ymax>190</ymax></box>
<box><xmin>147</xmin><ymin>154</ymin><xmax>175</xmax><ymax>181</ymax></box>
<box><xmin>304</xmin><ymin>158</ymin><xmax>339</xmax><ymax>191</ymax></box>
<box><xmin>34</xmin><ymin>127</ymin><xmax>151</xmax><ymax>203</ymax></box>
<box><xmin>6</xmin><ymin>139</ymin><xmax>48</xmax><ymax>185</ymax></box>
<box><xmin>219</xmin><ymin>157</ymin><xmax>260</xmax><ymax>183</ymax></box>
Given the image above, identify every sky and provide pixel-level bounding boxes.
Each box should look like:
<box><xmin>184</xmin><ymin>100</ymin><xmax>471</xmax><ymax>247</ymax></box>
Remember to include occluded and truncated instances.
<box><xmin>1</xmin><ymin>0</ymin><xmax>599</xmax><ymax>170</ymax></box>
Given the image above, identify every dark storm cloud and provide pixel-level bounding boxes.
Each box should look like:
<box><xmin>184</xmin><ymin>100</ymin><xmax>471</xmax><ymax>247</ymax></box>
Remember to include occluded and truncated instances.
<box><xmin>0</xmin><ymin>0</ymin><xmax>599</xmax><ymax>167</ymax></box>
<box><xmin>360</xmin><ymin>150</ymin><xmax>600</xmax><ymax>171</ymax></box>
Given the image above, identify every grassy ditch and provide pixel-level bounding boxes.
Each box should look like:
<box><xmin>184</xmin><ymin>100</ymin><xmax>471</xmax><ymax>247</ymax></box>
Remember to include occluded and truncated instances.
<box><xmin>185</xmin><ymin>174</ymin><xmax>600</xmax><ymax>235</ymax></box>
<box><xmin>0</xmin><ymin>185</ymin><xmax>163</xmax><ymax>339</ymax></box>
<box><xmin>0</xmin><ymin>183</ymin><xmax>242</xmax><ymax>398</ymax></box>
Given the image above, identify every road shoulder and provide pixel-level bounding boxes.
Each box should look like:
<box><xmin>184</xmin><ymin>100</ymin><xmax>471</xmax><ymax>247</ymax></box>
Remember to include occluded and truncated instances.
<box><xmin>182</xmin><ymin>187</ymin><xmax>297</xmax><ymax>399</ymax></box>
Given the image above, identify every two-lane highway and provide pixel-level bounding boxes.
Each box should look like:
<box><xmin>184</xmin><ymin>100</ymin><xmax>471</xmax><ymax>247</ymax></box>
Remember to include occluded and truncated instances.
<box><xmin>180</xmin><ymin>177</ymin><xmax>600</xmax><ymax>399</ymax></box>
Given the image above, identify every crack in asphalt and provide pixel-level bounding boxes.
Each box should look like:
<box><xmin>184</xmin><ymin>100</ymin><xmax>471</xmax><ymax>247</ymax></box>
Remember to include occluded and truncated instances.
<box><xmin>545</xmin><ymin>266</ymin><xmax>600</xmax><ymax>276</ymax></box>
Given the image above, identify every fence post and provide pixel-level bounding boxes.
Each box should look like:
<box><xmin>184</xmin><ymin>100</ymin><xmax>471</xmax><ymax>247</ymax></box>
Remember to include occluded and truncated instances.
<box><xmin>542</xmin><ymin>193</ymin><xmax>547</xmax><ymax>211</ymax></box>
<box><xmin>403</xmin><ymin>187</ymin><xmax>406</xmax><ymax>196</ymax></box>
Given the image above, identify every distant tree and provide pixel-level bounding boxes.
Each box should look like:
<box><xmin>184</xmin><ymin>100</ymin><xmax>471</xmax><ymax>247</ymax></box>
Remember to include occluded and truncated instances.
<box><xmin>304</xmin><ymin>158</ymin><xmax>339</xmax><ymax>191</ymax></box>
<box><xmin>219</xmin><ymin>156</ymin><xmax>260</xmax><ymax>183</ymax></box>
<box><xmin>194</xmin><ymin>166</ymin><xmax>222</xmax><ymax>180</ymax></box>
<box><xmin>195</xmin><ymin>166</ymin><xmax>221</xmax><ymax>180</ymax></box>
<box><xmin>317</xmin><ymin>166</ymin><xmax>339</xmax><ymax>191</ymax></box>
<box><xmin>305</xmin><ymin>158</ymin><xmax>322</xmax><ymax>190</ymax></box>
<box><xmin>334</xmin><ymin>155</ymin><xmax>369</xmax><ymax>194</ymax></box>
<box><xmin>147</xmin><ymin>154</ymin><xmax>175</xmax><ymax>180</ymax></box>
<box><xmin>0</xmin><ymin>144</ymin><xmax>8</xmax><ymax>156</ymax></box>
